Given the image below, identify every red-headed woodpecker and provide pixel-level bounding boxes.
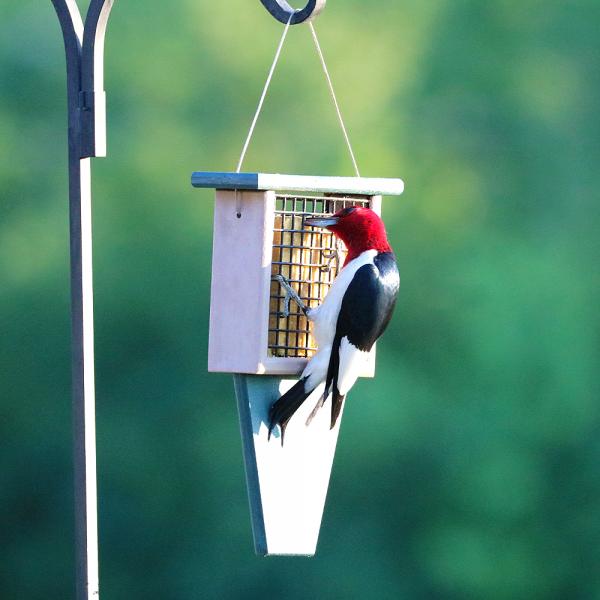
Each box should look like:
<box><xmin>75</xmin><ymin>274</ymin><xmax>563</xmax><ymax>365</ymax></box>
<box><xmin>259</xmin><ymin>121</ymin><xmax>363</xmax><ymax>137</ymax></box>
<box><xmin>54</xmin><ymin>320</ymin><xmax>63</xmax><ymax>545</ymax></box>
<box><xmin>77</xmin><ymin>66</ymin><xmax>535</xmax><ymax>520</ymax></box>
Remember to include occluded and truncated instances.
<box><xmin>269</xmin><ymin>206</ymin><xmax>400</xmax><ymax>442</ymax></box>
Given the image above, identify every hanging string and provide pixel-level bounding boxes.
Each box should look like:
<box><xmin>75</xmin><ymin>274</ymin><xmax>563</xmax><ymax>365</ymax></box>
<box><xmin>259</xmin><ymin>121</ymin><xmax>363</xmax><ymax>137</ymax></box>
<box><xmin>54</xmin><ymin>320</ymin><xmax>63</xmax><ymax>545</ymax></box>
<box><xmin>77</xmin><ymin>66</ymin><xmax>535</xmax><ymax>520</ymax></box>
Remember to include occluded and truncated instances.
<box><xmin>308</xmin><ymin>22</ymin><xmax>360</xmax><ymax>178</ymax></box>
<box><xmin>236</xmin><ymin>12</ymin><xmax>294</xmax><ymax>173</ymax></box>
<box><xmin>236</xmin><ymin>13</ymin><xmax>361</xmax><ymax>179</ymax></box>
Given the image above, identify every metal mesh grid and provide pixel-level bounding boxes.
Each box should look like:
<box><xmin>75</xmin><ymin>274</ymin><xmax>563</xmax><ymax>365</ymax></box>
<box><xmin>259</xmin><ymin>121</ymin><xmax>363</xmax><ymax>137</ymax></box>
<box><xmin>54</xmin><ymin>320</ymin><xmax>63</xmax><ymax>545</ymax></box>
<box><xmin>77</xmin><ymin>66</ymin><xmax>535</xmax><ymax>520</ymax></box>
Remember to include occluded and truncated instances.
<box><xmin>269</xmin><ymin>194</ymin><xmax>371</xmax><ymax>358</ymax></box>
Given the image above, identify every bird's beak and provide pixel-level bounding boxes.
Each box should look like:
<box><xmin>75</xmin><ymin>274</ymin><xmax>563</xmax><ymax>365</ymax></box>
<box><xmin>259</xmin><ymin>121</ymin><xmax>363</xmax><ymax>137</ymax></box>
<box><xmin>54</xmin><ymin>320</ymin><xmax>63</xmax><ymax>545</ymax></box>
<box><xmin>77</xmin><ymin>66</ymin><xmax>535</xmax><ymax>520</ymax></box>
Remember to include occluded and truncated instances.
<box><xmin>304</xmin><ymin>216</ymin><xmax>339</xmax><ymax>228</ymax></box>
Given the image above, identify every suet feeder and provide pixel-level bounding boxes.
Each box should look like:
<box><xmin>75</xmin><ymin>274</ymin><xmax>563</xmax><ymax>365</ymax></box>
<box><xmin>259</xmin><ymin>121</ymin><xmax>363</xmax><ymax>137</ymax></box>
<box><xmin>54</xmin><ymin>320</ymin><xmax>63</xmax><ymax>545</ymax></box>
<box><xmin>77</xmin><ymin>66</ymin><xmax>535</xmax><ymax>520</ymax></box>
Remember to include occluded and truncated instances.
<box><xmin>188</xmin><ymin>0</ymin><xmax>405</xmax><ymax>560</ymax></box>
<box><xmin>191</xmin><ymin>172</ymin><xmax>404</xmax><ymax>555</ymax></box>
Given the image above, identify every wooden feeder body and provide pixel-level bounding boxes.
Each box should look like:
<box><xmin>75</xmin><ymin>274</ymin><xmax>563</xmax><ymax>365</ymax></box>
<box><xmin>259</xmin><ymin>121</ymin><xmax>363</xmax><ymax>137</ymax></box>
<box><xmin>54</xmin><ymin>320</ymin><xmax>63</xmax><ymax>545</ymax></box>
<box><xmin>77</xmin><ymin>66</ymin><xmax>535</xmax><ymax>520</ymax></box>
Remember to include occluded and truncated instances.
<box><xmin>208</xmin><ymin>189</ymin><xmax>380</xmax><ymax>377</ymax></box>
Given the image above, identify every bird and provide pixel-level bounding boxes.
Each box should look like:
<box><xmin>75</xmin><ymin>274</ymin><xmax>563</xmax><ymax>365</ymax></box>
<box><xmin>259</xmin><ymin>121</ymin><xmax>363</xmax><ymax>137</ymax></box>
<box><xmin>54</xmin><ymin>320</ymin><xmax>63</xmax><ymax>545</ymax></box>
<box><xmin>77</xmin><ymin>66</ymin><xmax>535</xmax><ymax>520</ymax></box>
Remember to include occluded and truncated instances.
<box><xmin>269</xmin><ymin>206</ymin><xmax>400</xmax><ymax>443</ymax></box>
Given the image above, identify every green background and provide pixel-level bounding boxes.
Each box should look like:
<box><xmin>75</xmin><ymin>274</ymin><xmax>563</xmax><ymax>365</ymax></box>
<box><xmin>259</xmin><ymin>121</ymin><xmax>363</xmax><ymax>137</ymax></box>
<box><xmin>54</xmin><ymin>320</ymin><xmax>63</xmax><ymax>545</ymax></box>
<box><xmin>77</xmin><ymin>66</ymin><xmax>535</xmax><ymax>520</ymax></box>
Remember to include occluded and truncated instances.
<box><xmin>1</xmin><ymin>0</ymin><xmax>599</xmax><ymax>598</ymax></box>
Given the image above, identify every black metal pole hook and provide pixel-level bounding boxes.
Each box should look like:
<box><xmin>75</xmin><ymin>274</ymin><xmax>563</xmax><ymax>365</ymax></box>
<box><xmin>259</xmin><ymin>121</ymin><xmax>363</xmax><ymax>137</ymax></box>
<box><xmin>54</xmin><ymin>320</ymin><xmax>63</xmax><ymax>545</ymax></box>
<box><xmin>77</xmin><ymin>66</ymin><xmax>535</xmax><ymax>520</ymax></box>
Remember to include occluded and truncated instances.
<box><xmin>260</xmin><ymin>0</ymin><xmax>326</xmax><ymax>25</ymax></box>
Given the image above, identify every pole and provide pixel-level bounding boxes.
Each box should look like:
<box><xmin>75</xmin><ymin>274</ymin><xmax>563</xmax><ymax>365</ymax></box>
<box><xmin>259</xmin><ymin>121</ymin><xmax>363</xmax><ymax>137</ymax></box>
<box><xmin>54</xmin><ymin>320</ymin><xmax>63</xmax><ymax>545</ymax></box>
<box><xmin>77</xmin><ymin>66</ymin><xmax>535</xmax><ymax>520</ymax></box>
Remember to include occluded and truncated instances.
<box><xmin>50</xmin><ymin>1</ymin><xmax>114</xmax><ymax>598</ymax></box>
<box><xmin>50</xmin><ymin>0</ymin><xmax>325</xmax><ymax>595</ymax></box>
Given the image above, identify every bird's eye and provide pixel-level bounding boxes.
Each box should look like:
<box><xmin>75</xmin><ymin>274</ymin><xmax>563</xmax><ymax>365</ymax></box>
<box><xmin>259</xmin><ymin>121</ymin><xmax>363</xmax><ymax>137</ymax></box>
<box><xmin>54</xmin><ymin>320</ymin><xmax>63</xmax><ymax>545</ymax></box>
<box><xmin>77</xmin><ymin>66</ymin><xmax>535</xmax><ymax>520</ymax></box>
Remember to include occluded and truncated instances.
<box><xmin>340</xmin><ymin>207</ymin><xmax>357</xmax><ymax>216</ymax></box>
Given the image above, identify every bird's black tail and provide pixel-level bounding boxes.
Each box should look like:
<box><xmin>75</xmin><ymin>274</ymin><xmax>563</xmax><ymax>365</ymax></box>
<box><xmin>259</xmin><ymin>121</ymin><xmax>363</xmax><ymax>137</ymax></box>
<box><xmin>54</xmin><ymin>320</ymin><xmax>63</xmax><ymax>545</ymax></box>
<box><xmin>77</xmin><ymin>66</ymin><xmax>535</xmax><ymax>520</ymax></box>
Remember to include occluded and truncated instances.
<box><xmin>268</xmin><ymin>377</ymin><xmax>312</xmax><ymax>445</ymax></box>
<box><xmin>325</xmin><ymin>333</ymin><xmax>346</xmax><ymax>430</ymax></box>
<box><xmin>331</xmin><ymin>390</ymin><xmax>345</xmax><ymax>430</ymax></box>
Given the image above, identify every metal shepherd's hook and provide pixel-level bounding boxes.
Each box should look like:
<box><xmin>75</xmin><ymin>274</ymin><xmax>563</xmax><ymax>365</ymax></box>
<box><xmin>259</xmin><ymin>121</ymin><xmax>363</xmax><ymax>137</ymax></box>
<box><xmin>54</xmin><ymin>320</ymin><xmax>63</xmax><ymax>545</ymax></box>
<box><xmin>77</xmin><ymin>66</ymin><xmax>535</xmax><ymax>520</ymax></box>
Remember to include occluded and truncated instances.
<box><xmin>51</xmin><ymin>2</ymin><xmax>114</xmax><ymax>599</ymax></box>
<box><xmin>260</xmin><ymin>0</ymin><xmax>326</xmax><ymax>24</ymax></box>
<box><xmin>50</xmin><ymin>0</ymin><xmax>326</xmax><ymax>598</ymax></box>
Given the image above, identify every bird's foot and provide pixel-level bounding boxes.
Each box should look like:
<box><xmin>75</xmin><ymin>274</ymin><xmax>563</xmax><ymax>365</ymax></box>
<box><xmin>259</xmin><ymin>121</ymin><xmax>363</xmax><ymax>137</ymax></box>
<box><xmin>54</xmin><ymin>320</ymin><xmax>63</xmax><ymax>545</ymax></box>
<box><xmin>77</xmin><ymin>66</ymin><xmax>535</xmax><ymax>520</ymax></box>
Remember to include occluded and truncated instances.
<box><xmin>272</xmin><ymin>274</ymin><xmax>310</xmax><ymax>318</ymax></box>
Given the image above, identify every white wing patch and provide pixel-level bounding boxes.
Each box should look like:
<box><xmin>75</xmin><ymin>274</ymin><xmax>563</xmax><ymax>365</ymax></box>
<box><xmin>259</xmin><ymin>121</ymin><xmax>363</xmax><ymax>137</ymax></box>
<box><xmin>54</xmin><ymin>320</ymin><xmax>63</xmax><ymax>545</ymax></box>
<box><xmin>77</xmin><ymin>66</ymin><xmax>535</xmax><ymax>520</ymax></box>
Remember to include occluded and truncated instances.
<box><xmin>337</xmin><ymin>336</ymin><xmax>370</xmax><ymax>396</ymax></box>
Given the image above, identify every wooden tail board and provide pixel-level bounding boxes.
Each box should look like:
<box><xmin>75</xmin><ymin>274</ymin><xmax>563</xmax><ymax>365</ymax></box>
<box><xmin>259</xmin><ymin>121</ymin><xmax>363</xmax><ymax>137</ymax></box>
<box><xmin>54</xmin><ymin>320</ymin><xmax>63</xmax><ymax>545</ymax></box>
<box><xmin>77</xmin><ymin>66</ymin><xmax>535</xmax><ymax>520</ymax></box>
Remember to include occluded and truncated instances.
<box><xmin>234</xmin><ymin>374</ymin><xmax>343</xmax><ymax>556</ymax></box>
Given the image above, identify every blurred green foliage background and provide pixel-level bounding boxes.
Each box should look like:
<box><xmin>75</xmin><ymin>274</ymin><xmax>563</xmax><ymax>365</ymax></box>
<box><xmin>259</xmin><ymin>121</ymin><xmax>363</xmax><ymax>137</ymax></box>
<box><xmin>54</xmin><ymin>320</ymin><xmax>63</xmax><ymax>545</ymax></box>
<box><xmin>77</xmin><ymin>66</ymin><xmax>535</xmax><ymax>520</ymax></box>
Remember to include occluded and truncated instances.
<box><xmin>1</xmin><ymin>0</ymin><xmax>599</xmax><ymax>598</ymax></box>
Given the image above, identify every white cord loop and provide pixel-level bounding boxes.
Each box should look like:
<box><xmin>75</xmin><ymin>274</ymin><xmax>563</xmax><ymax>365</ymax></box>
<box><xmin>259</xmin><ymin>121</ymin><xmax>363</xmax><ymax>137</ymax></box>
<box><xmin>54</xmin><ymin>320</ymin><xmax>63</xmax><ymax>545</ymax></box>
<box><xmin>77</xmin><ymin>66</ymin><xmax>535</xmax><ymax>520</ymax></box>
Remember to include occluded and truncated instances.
<box><xmin>236</xmin><ymin>13</ymin><xmax>360</xmax><ymax>178</ymax></box>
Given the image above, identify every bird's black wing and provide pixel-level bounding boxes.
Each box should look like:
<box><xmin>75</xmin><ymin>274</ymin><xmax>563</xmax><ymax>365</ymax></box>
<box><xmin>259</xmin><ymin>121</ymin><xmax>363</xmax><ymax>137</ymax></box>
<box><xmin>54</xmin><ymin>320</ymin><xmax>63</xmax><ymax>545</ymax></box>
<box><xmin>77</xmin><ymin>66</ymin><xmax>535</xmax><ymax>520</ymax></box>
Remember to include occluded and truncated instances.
<box><xmin>337</xmin><ymin>252</ymin><xmax>400</xmax><ymax>351</ymax></box>
<box><xmin>325</xmin><ymin>252</ymin><xmax>400</xmax><ymax>427</ymax></box>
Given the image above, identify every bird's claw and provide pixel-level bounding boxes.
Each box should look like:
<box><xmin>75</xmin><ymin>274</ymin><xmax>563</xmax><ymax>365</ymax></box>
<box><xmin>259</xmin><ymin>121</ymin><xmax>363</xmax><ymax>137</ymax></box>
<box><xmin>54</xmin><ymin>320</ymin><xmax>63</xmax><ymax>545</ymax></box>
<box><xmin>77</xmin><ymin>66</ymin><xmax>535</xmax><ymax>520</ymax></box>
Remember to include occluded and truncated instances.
<box><xmin>279</xmin><ymin>290</ymin><xmax>292</xmax><ymax>318</ymax></box>
<box><xmin>272</xmin><ymin>274</ymin><xmax>309</xmax><ymax>317</ymax></box>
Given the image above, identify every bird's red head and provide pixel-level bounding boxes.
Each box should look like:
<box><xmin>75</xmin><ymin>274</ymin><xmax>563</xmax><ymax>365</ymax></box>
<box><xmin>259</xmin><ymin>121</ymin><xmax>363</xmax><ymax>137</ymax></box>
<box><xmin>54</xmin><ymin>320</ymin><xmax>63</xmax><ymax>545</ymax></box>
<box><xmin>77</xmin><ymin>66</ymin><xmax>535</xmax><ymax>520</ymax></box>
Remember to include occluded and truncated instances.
<box><xmin>305</xmin><ymin>206</ymin><xmax>392</xmax><ymax>265</ymax></box>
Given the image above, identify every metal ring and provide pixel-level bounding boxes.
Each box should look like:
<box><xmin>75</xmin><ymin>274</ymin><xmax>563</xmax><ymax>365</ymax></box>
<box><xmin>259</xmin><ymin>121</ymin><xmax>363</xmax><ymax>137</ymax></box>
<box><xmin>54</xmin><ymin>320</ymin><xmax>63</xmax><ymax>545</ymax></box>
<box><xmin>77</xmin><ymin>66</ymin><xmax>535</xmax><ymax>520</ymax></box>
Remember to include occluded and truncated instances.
<box><xmin>259</xmin><ymin>0</ymin><xmax>326</xmax><ymax>25</ymax></box>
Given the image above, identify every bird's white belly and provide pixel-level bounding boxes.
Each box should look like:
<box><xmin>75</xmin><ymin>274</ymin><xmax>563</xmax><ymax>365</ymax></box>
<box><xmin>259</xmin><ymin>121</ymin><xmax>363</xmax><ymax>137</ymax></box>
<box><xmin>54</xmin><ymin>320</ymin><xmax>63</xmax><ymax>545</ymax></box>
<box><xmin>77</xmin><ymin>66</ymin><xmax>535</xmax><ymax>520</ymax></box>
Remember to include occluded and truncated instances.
<box><xmin>302</xmin><ymin>250</ymin><xmax>377</xmax><ymax>393</ymax></box>
<box><xmin>301</xmin><ymin>250</ymin><xmax>377</xmax><ymax>389</ymax></box>
<box><xmin>310</xmin><ymin>249</ymin><xmax>377</xmax><ymax>348</ymax></box>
